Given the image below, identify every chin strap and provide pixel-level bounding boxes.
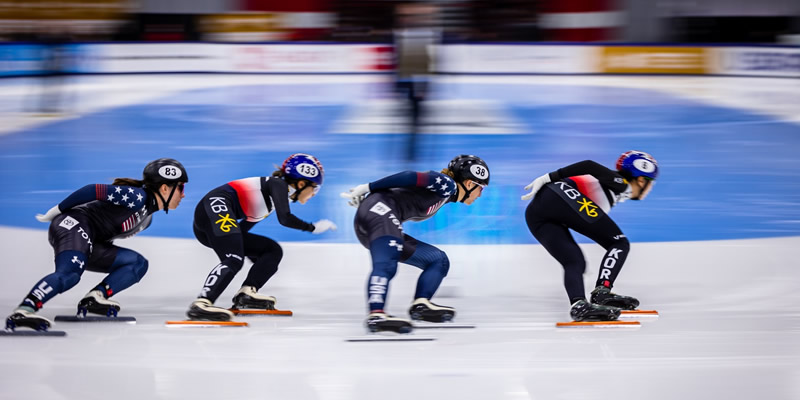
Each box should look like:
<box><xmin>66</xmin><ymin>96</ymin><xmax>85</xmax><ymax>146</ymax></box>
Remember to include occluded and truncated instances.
<box><xmin>289</xmin><ymin>182</ymin><xmax>313</xmax><ymax>203</ymax></box>
<box><xmin>631</xmin><ymin>179</ymin><xmax>652</xmax><ymax>201</ymax></box>
<box><xmin>157</xmin><ymin>185</ymin><xmax>178</xmax><ymax>213</ymax></box>
<box><xmin>458</xmin><ymin>181</ymin><xmax>478</xmax><ymax>203</ymax></box>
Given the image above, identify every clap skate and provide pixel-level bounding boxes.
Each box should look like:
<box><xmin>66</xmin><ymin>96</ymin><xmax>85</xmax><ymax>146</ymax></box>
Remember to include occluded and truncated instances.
<box><xmin>408</xmin><ymin>298</ymin><xmax>455</xmax><ymax>323</ymax></box>
<box><xmin>2</xmin><ymin>309</ymin><xmax>65</xmax><ymax>336</ymax></box>
<box><xmin>186</xmin><ymin>298</ymin><xmax>233</xmax><ymax>321</ymax></box>
<box><xmin>52</xmin><ymin>290</ymin><xmax>136</xmax><ymax>323</ymax></box>
<box><xmin>231</xmin><ymin>286</ymin><xmax>276</xmax><ymax>310</ymax></box>
<box><xmin>590</xmin><ymin>286</ymin><xmax>640</xmax><ymax>310</ymax></box>
<box><xmin>570</xmin><ymin>299</ymin><xmax>621</xmax><ymax>322</ymax></box>
<box><xmin>228</xmin><ymin>286</ymin><xmax>292</xmax><ymax>316</ymax></box>
<box><xmin>366</xmin><ymin>312</ymin><xmax>413</xmax><ymax>334</ymax></box>
<box><xmin>77</xmin><ymin>290</ymin><xmax>121</xmax><ymax>317</ymax></box>
<box><xmin>6</xmin><ymin>309</ymin><xmax>52</xmax><ymax>331</ymax></box>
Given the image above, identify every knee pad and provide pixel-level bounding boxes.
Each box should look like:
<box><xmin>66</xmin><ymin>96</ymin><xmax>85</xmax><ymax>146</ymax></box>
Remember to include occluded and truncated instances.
<box><xmin>131</xmin><ymin>255</ymin><xmax>149</xmax><ymax>282</ymax></box>
<box><xmin>437</xmin><ymin>253</ymin><xmax>450</xmax><ymax>277</ymax></box>
<box><xmin>221</xmin><ymin>254</ymin><xmax>245</xmax><ymax>273</ymax></box>
<box><xmin>273</xmin><ymin>244</ymin><xmax>284</xmax><ymax>263</ymax></box>
<box><xmin>424</xmin><ymin>249</ymin><xmax>449</xmax><ymax>277</ymax></box>
<box><xmin>616</xmin><ymin>237</ymin><xmax>631</xmax><ymax>253</ymax></box>
<box><xmin>58</xmin><ymin>272</ymin><xmax>81</xmax><ymax>292</ymax></box>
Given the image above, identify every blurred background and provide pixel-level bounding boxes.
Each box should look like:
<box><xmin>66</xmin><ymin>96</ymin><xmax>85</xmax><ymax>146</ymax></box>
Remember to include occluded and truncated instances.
<box><xmin>1</xmin><ymin>3</ymin><xmax>799</xmax><ymax>400</ymax></box>
<box><xmin>0</xmin><ymin>0</ymin><xmax>798</xmax><ymax>44</ymax></box>
<box><xmin>0</xmin><ymin>0</ymin><xmax>798</xmax><ymax>243</ymax></box>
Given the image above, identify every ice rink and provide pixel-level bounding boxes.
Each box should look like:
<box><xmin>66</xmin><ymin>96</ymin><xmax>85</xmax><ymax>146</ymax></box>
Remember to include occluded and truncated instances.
<box><xmin>0</xmin><ymin>74</ymin><xmax>799</xmax><ymax>400</ymax></box>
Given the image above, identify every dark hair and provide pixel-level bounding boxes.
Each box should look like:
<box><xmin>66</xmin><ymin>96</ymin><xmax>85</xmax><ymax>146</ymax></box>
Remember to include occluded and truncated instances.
<box><xmin>112</xmin><ymin>178</ymin><xmax>145</xmax><ymax>187</ymax></box>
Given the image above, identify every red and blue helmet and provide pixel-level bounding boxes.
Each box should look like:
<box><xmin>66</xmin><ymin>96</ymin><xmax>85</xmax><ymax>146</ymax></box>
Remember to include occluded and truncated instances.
<box><xmin>281</xmin><ymin>153</ymin><xmax>324</xmax><ymax>187</ymax></box>
<box><xmin>616</xmin><ymin>151</ymin><xmax>658</xmax><ymax>180</ymax></box>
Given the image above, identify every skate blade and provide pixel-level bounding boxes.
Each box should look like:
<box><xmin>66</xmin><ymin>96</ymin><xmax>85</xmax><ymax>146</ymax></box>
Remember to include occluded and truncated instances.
<box><xmin>1</xmin><ymin>329</ymin><xmax>67</xmax><ymax>337</ymax></box>
<box><xmin>346</xmin><ymin>333</ymin><xmax>436</xmax><ymax>342</ymax></box>
<box><xmin>229</xmin><ymin>309</ymin><xmax>293</xmax><ymax>316</ymax></box>
<box><xmin>412</xmin><ymin>321</ymin><xmax>475</xmax><ymax>329</ymax></box>
<box><xmin>165</xmin><ymin>320</ymin><xmax>248</xmax><ymax>328</ymax></box>
<box><xmin>619</xmin><ymin>310</ymin><xmax>659</xmax><ymax>319</ymax></box>
<box><xmin>55</xmin><ymin>315</ymin><xmax>136</xmax><ymax>323</ymax></box>
<box><xmin>556</xmin><ymin>321</ymin><xmax>641</xmax><ymax>328</ymax></box>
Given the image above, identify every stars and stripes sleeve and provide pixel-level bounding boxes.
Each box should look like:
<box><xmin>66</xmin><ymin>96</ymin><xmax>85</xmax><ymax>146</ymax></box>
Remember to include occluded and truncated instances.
<box><xmin>58</xmin><ymin>184</ymin><xmax>148</xmax><ymax>210</ymax></box>
<box><xmin>368</xmin><ymin>171</ymin><xmax>455</xmax><ymax>198</ymax></box>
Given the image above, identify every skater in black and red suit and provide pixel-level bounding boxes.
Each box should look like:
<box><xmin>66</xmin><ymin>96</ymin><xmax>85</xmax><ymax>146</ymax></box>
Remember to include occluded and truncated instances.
<box><xmin>522</xmin><ymin>151</ymin><xmax>659</xmax><ymax>321</ymax></box>
<box><xmin>185</xmin><ymin>153</ymin><xmax>337</xmax><ymax>322</ymax></box>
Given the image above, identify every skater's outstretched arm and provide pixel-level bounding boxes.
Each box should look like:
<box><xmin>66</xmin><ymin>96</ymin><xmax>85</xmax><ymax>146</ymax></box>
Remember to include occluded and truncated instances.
<box><xmin>36</xmin><ymin>184</ymin><xmax>148</xmax><ymax>222</ymax></box>
<box><xmin>369</xmin><ymin>171</ymin><xmax>455</xmax><ymax>198</ymax></box>
<box><xmin>266</xmin><ymin>178</ymin><xmax>315</xmax><ymax>232</ymax></box>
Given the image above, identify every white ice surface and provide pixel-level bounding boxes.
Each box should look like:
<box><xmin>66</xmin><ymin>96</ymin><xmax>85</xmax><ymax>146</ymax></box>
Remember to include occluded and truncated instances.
<box><xmin>0</xmin><ymin>227</ymin><xmax>798</xmax><ymax>400</ymax></box>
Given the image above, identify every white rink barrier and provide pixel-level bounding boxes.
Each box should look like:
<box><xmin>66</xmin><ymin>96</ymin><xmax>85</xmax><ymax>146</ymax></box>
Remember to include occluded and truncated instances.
<box><xmin>0</xmin><ymin>42</ymin><xmax>797</xmax><ymax>78</ymax></box>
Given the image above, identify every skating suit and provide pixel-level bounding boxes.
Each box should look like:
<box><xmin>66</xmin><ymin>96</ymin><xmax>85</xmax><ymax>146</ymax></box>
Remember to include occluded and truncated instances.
<box><xmin>355</xmin><ymin>171</ymin><xmax>457</xmax><ymax>260</ymax></box>
<box><xmin>525</xmin><ymin>160</ymin><xmax>635</xmax><ymax>293</ymax></box>
<box><xmin>49</xmin><ymin>184</ymin><xmax>156</xmax><ymax>264</ymax></box>
<box><xmin>194</xmin><ymin>177</ymin><xmax>314</xmax><ymax>239</ymax></box>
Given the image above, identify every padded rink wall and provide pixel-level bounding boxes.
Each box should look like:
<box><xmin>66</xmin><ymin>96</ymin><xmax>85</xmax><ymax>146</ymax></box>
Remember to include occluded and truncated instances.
<box><xmin>0</xmin><ymin>42</ymin><xmax>798</xmax><ymax>78</ymax></box>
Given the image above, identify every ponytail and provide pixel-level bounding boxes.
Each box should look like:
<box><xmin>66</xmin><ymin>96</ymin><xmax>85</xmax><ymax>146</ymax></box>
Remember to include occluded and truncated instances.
<box><xmin>440</xmin><ymin>168</ymin><xmax>455</xmax><ymax>179</ymax></box>
<box><xmin>112</xmin><ymin>177</ymin><xmax>145</xmax><ymax>187</ymax></box>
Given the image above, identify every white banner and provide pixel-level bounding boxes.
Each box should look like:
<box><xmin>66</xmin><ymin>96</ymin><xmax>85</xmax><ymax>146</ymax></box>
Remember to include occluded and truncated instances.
<box><xmin>710</xmin><ymin>47</ymin><xmax>800</xmax><ymax>78</ymax></box>
<box><xmin>437</xmin><ymin>45</ymin><xmax>594</xmax><ymax>74</ymax></box>
<box><xmin>85</xmin><ymin>43</ymin><xmax>392</xmax><ymax>74</ymax></box>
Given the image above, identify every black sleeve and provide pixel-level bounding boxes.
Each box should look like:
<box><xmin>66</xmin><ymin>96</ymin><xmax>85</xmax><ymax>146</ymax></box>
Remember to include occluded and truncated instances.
<box><xmin>240</xmin><ymin>220</ymin><xmax>257</xmax><ymax>234</ymax></box>
<box><xmin>266</xmin><ymin>178</ymin><xmax>315</xmax><ymax>232</ymax></box>
<box><xmin>549</xmin><ymin>160</ymin><xmax>628</xmax><ymax>192</ymax></box>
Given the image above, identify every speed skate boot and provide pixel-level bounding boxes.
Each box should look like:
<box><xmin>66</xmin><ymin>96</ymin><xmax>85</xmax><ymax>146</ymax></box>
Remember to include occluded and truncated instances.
<box><xmin>366</xmin><ymin>312</ymin><xmax>413</xmax><ymax>334</ymax></box>
<box><xmin>590</xmin><ymin>286</ymin><xmax>640</xmax><ymax>310</ymax></box>
<box><xmin>231</xmin><ymin>286</ymin><xmax>276</xmax><ymax>310</ymax></box>
<box><xmin>187</xmin><ymin>299</ymin><xmax>233</xmax><ymax>321</ymax></box>
<box><xmin>570</xmin><ymin>299</ymin><xmax>621</xmax><ymax>322</ymax></box>
<box><xmin>78</xmin><ymin>290</ymin><xmax>121</xmax><ymax>317</ymax></box>
<box><xmin>6</xmin><ymin>308</ymin><xmax>53</xmax><ymax>331</ymax></box>
<box><xmin>408</xmin><ymin>298</ymin><xmax>455</xmax><ymax>322</ymax></box>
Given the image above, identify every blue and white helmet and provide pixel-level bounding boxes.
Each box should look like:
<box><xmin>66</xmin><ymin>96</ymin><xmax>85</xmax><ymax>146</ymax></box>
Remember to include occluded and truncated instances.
<box><xmin>281</xmin><ymin>153</ymin><xmax>324</xmax><ymax>186</ymax></box>
<box><xmin>616</xmin><ymin>150</ymin><xmax>658</xmax><ymax>180</ymax></box>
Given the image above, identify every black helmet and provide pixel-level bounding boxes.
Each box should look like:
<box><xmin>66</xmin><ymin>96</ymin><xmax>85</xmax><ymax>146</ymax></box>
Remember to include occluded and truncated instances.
<box><xmin>448</xmin><ymin>154</ymin><xmax>489</xmax><ymax>186</ymax></box>
<box><xmin>142</xmin><ymin>158</ymin><xmax>188</xmax><ymax>191</ymax></box>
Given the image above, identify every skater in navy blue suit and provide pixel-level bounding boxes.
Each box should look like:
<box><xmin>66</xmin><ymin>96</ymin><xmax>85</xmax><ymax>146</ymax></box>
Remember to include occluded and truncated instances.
<box><xmin>5</xmin><ymin>158</ymin><xmax>187</xmax><ymax>331</ymax></box>
<box><xmin>341</xmin><ymin>155</ymin><xmax>489</xmax><ymax>333</ymax></box>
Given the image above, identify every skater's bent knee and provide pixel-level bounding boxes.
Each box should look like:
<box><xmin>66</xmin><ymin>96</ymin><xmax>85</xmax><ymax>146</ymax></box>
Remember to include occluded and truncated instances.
<box><xmin>132</xmin><ymin>256</ymin><xmax>149</xmax><ymax>282</ymax></box>
<box><xmin>58</xmin><ymin>272</ymin><xmax>81</xmax><ymax>292</ymax></box>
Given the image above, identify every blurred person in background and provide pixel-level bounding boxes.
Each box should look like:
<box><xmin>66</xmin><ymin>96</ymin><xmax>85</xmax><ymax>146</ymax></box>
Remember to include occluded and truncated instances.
<box><xmin>34</xmin><ymin>22</ymin><xmax>73</xmax><ymax>114</ymax></box>
<box><xmin>341</xmin><ymin>155</ymin><xmax>489</xmax><ymax>333</ymax></box>
<box><xmin>5</xmin><ymin>159</ymin><xmax>188</xmax><ymax>331</ymax></box>
<box><xmin>186</xmin><ymin>154</ymin><xmax>337</xmax><ymax>322</ymax></box>
<box><xmin>393</xmin><ymin>1</ymin><xmax>441</xmax><ymax>162</ymax></box>
<box><xmin>522</xmin><ymin>151</ymin><xmax>659</xmax><ymax>322</ymax></box>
